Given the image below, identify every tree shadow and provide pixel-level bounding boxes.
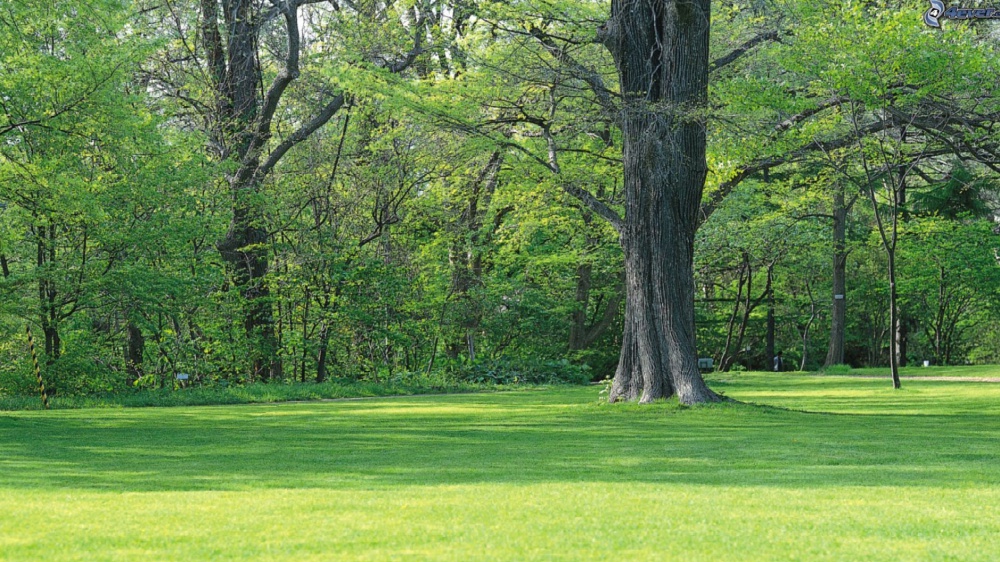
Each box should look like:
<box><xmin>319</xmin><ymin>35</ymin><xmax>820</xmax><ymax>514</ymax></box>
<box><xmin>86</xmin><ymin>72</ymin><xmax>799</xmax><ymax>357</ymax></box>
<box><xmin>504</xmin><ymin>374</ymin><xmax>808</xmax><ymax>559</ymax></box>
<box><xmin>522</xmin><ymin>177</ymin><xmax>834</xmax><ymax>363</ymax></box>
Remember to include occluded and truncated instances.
<box><xmin>0</xmin><ymin>390</ymin><xmax>997</xmax><ymax>493</ymax></box>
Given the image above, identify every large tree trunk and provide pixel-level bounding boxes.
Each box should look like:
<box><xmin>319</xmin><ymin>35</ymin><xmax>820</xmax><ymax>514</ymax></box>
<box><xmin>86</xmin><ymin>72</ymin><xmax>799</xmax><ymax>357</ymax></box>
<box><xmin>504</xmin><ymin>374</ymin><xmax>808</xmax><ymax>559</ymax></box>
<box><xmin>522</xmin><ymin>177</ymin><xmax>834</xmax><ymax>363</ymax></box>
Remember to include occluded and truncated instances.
<box><xmin>824</xmin><ymin>187</ymin><xmax>848</xmax><ymax>367</ymax></box>
<box><xmin>201</xmin><ymin>0</ymin><xmax>280</xmax><ymax>381</ymax></box>
<box><xmin>603</xmin><ymin>0</ymin><xmax>719</xmax><ymax>404</ymax></box>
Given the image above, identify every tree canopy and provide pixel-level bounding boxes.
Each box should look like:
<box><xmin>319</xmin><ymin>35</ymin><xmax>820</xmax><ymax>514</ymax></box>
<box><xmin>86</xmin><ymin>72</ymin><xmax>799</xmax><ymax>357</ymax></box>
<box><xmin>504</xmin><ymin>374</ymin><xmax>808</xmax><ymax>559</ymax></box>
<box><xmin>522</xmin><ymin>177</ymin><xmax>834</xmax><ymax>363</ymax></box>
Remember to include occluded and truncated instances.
<box><xmin>3</xmin><ymin>0</ymin><xmax>1000</xmax><ymax>400</ymax></box>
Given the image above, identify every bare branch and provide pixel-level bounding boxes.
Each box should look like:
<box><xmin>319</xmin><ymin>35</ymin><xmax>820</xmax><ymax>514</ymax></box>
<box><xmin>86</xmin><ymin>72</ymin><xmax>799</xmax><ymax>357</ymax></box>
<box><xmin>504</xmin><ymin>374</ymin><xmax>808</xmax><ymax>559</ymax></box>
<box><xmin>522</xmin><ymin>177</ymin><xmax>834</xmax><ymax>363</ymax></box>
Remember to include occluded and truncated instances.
<box><xmin>711</xmin><ymin>30</ymin><xmax>783</xmax><ymax>72</ymax></box>
<box><xmin>701</xmin><ymin>118</ymin><xmax>895</xmax><ymax>222</ymax></box>
<box><xmin>562</xmin><ymin>183</ymin><xmax>624</xmax><ymax>232</ymax></box>
<box><xmin>256</xmin><ymin>93</ymin><xmax>346</xmax><ymax>181</ymax></box>
<box><xmin>530</xmin><ymin>27</ymin><xmax>617</xmax><ymax>115</ymax></box>
<box><xmin>256</xmin><ymin>4</ymin><xmax>301</xmax><ymax>147</ymax></box>
<box><xmin>775</xmin><ymin>96</ymin><xmax>848</xmax><ymax>132</ymax></box>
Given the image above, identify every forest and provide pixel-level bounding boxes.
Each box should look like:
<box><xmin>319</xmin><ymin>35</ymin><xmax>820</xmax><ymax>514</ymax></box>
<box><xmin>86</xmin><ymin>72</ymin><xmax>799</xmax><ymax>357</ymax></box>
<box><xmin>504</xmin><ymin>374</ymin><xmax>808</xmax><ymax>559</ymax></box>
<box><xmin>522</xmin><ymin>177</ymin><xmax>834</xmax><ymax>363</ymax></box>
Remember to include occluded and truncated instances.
<box><xmin>3</xmin><ymin>0</ymin><xmax>1000</xmax><ymax>400</ymax></box>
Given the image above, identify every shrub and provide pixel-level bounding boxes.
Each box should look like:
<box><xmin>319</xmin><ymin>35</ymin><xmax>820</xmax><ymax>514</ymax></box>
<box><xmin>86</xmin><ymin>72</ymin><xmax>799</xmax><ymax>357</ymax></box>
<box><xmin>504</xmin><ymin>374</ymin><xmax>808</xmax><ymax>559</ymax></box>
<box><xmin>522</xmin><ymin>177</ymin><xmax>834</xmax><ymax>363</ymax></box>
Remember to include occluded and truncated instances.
<box><xmin>456</xmin><ymin>358</ymin><xmax>591</xmax><ymax>385</ymax></box>
<box><xmin>822</xmin><ymin>364</ymin><xmax>852</xmax><ymax>375</ymax></box>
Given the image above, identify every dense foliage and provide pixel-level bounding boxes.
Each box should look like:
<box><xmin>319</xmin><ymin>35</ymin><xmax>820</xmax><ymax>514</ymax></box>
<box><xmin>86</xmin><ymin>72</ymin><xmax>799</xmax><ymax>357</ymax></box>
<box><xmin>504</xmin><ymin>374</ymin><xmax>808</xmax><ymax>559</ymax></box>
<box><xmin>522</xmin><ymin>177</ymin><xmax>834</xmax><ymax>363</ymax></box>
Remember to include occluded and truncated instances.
<box><xmin>2</xmin><ymin>0</ymin><xmax>1000</xmax><ymax>398</ymax></box>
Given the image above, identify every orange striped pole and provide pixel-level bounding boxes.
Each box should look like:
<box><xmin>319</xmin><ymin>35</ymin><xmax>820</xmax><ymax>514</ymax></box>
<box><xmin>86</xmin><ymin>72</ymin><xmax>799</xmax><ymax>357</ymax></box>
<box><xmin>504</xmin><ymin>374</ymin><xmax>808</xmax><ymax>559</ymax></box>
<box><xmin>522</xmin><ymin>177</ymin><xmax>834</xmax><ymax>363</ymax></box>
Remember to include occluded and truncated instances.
<box><xmin>25</xmin><ymin>325</ymin><xmax>49</xmax><ymax>410</ymax></box>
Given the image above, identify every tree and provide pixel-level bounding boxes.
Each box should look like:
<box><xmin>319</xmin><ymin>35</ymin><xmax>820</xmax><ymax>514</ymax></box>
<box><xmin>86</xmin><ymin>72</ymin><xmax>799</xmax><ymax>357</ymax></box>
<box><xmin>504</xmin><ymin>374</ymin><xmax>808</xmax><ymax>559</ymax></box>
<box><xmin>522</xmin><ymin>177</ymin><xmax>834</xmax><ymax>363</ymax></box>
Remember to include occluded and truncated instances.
<box><xmin>145</xmin><ymin>0</ymin><xmax>426</xmax><ymax>380</ymax></box>
<box><xmin>900</xmin><ymin>218</ymin><xmax>1000</xmax><ymax>365</ymax></box>
<box><xmin>597</xmin><ymin>0</ymin><xmax>720</xmax><ymax>403</ymax></box>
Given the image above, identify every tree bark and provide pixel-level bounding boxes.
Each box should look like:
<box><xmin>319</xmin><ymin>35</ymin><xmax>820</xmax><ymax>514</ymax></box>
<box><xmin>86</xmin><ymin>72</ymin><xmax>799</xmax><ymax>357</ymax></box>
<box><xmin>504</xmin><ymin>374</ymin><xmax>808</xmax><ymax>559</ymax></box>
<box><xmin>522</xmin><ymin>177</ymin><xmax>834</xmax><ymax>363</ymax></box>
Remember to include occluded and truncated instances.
<box><xmin>799</xmin><ymin>283</ymin><xmax>817</xmax><ymax>371</ymax></box>
<box><xmin>316</xmin><ymin>322</ymin><xmax>330</xmax><ymax>383</ymax></box>
<box><xmin>603</xmin><ymin>0</ymin><xmax>720</xmax><ymax>404</ymax></box>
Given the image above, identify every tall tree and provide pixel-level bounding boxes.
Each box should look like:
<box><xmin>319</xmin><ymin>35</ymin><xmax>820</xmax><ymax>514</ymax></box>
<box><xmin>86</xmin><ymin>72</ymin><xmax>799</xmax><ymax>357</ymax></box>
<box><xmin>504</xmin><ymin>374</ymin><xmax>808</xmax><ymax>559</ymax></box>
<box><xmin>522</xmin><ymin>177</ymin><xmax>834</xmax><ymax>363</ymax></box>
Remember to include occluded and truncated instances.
<box><xmin>186</xmin><ymin>0</ymin><xmax>423</xmax><ymax>380</ymax></box>
<box><xmin>600</xmin><ymin>0</ymin><xmax>720</xmax><ymax>403</ymax></box>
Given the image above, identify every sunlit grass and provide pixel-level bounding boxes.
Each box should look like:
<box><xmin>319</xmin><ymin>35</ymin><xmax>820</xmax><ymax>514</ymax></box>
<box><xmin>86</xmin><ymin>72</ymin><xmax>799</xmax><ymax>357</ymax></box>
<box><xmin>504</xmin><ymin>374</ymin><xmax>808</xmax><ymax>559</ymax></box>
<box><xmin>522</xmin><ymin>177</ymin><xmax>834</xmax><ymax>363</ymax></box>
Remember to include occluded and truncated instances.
<box><xmin>848</xmin><ymin>364</ymin><xmax>1000</xmax><ymax>378</ymax></box>
<box><xmin>2</xmin><ymin>376</ymin><xmax>999</xmax><ymax>560</ymax></box>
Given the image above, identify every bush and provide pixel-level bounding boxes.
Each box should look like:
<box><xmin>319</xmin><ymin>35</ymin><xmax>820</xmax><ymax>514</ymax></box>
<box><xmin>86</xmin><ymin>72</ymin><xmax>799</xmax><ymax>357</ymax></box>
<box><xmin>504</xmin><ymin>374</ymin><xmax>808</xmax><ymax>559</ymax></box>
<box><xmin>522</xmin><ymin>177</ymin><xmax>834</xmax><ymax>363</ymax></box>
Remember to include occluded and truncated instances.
<box><xmin>0</xmin><ymin>364</ymin><xmax>36</xmax><ymax>397</ymax></box>
<box><xmin>822</xmin><ymin>364</ymin><xmax>852</xmax><ymax>375</ymax></box>
<box><xmin>456</xmin><ymin>358</ymin><xmax>591</xmax><ymax>386</ymax></box>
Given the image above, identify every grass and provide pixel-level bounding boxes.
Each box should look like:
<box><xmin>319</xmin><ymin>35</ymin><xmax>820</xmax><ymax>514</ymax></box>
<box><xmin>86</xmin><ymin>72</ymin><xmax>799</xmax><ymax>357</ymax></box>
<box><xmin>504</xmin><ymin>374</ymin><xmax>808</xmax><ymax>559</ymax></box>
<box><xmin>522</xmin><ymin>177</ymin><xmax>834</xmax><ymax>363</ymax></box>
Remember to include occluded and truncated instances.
<box><xmin>2</xmin><ymin>372</ymin><xmax>1000</xmax><ymax>560</ymax></box>
<box><xmin>842</xmin><ymin>364</ymin><xmax>1000</xmax><ymax>378</ymax></box>
<box><xmin>0</xmin><ymin>377</ymin><xmax>493</xmax><ymax>411</ymax></box>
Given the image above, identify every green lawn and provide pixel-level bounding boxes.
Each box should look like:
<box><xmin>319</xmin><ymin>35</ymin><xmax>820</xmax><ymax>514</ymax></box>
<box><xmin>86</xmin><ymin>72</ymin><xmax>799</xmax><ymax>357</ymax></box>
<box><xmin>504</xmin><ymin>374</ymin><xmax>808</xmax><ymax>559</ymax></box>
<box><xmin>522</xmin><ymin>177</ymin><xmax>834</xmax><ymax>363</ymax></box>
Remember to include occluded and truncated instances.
<box><xmin>2</xmin><ymin>373</ymin><xmax>1000</xmax><ymax>561</ymax></box>
<box><xmin>842</xmin><ymin>364</ymin><xmax>1000</xmax><ymax>378</ymax></box>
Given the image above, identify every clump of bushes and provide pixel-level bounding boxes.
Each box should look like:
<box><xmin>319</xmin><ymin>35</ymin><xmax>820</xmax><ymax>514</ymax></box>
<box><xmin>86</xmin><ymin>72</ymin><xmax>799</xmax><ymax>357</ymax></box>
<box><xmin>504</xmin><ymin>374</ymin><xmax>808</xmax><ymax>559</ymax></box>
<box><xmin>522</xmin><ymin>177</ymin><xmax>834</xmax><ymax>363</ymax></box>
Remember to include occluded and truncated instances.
<box><xmin>455</xmin><ymin>358</ymin><xmax>591</xmax><ymax>385</ymax></box>
<box><xmin>822</xmin><ymin>364</ymin><xmax>852</xmax><ymax>375</ymax></box>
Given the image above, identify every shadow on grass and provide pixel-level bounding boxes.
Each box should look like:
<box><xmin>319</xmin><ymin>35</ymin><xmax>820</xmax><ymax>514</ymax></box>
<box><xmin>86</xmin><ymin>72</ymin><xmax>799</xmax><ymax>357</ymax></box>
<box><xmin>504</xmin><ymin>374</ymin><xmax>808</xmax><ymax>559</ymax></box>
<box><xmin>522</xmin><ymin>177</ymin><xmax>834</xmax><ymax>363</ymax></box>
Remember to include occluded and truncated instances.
<box><xmin>1</xmin><ymin>385</ymin><xmax>998</xmax><ymax>493</ymax></box>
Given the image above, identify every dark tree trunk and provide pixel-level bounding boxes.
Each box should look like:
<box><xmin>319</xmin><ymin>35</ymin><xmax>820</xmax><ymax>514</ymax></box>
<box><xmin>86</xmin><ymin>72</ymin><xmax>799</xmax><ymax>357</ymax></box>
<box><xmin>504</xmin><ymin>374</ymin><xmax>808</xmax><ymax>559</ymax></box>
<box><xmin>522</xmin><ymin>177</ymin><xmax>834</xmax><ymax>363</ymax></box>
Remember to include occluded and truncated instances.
<box><xmin>895</xmin><ymin>171</ymin><xmax>909</xmax><ymax>369</ymax></box>
<box><xmin>887</xmin><ymin>252</ymin><xmax>901</xmax><ymax>388</ymax></box>
<box><xmin>569</xmin><ymin>210</ymin><xmax>623</xmax><ymax>352</ymax></box>
<box><xmin>799</xmin><ymin>282</ymin><xmax>817</xmax><ymax>372</ymax></box>
<box><xmin>198</xmin><ymin>0</ymin><xmax>366</xmax><ymax>381</ymax></box>
<box><xmin>126</xmin><ymin>322</ymin><xmax>145</xmax><ymax>383</ymax></box>
<box><xmin>602</xmin><ymin>0</ymin><xmax>719</xmax><ymax>404</ymax></box>
<box><xmin>895</xmin><ymin>315</ymin><xmax>908</xmax><ymax>368</ymax></box>
<box><xmin>766</xmin><ymin>264</ymin><xmax>775</xmax><ymax>368</ymax></box>
<box><xmin>316</xmin><ymin>322</ymin><xmax>329</xmax><ymax>383</ymax></box>
<box><xmin>218</xmin><ymin>208</ymin><xmax>280</xmax><ymax>381</ymax></box>
<box><xmin>824</xmin><ymin>187</ymin><xmax>848</xmax><ymax>367</ymax></box>
<box><xmin>36</xmin><ymin>228</ymin><xmax>60</xmax><ymax>363</ymax></box>
<box><xmin>446</xmin><ymin>152</ymin><xmax>503</xmax><ymax>360</ymax></box>
<box><xmin>569</xmin><ymin>260</ymin><xmax>594</xmax><ymax>351</ymax></box>
<box><xmin>201</xmin><ymin>0</ymin><xmax>277</xmax><ymax>381</ymax></box>
<box><xmin>568</xmin><ymin>261</ymin><xmax>623</xmax><ymax>352</ymax></box>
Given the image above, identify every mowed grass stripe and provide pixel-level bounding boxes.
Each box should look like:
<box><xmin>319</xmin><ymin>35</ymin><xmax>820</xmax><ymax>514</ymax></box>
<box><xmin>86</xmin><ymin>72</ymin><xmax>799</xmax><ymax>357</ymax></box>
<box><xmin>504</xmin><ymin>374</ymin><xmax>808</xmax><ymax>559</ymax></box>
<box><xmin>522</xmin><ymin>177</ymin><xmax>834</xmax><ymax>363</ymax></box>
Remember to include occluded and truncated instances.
<box><xmin>1</xmin><ymin>377</ymin><xmax>1000</xmax><ymax>560</ymax></box>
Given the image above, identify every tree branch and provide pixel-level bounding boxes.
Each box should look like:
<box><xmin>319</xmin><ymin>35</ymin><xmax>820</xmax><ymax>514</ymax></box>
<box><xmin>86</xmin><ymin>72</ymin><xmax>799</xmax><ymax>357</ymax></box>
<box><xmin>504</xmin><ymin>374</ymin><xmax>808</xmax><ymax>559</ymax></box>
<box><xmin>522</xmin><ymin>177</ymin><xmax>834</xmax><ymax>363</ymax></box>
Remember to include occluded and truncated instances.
<box><xmin>255</xmin><ymin>3</ymin><xmax>301</xmax><ymax>150</ymax></box>
<box><xmin>256</xmin><ymin>93</ymin><xmax>346</xmax><ymax>181</ymax></box>
<box><xmin>711</xmin><ymin>30</ymin><xmax>783</xmax><ymax>72</ymax></box>
<box><xmin>530</xmin><ymin>27</ymin><xmax>616</xmax><ymax>115</ymax></box>
<box><xmin>775</xmin><ymin>96</ymin><xmax>848</xmax><ymax>132</ymax></box>
<box><xmin>562</xmin><ymin>183</ymin><xmax>624</xmax><ymax>233</ymax></box>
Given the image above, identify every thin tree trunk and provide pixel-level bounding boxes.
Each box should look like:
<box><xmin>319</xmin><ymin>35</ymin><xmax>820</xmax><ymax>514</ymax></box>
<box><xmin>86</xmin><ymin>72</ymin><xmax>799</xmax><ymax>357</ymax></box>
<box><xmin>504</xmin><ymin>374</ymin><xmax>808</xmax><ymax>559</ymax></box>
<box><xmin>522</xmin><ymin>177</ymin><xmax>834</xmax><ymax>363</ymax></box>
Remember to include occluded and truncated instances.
<box><xmin>895</xmin><ymin>314</ymin><xmax>908</xmax><ymax>368</ymax></box>
<box><xmin>718</xmin><ymin>258</ymin><xmax>748</xmax><ymax>372</ymax></box>
<box><xmin>766</xmin><ymin>264</ymin><xmax>775</xmax><ymax>368</ymax></box>
<box><xmin>569</xmin><ymin>261</ymin><xmax>594</xmax><ymax>351</ymax></box>
<box><xmin>800</xmin><ymin>283</ymin><xmax>817</xmax><ymax>371</ymax></box>
<box><xmin>825</xmin><ymin>186</ymin><xmax>848</xmax><ymax>367</ymax></box>
<box><xmin>888</xmin><ymin>251</ymin><xmax>901</xmax><ymax>388</ymax></box>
